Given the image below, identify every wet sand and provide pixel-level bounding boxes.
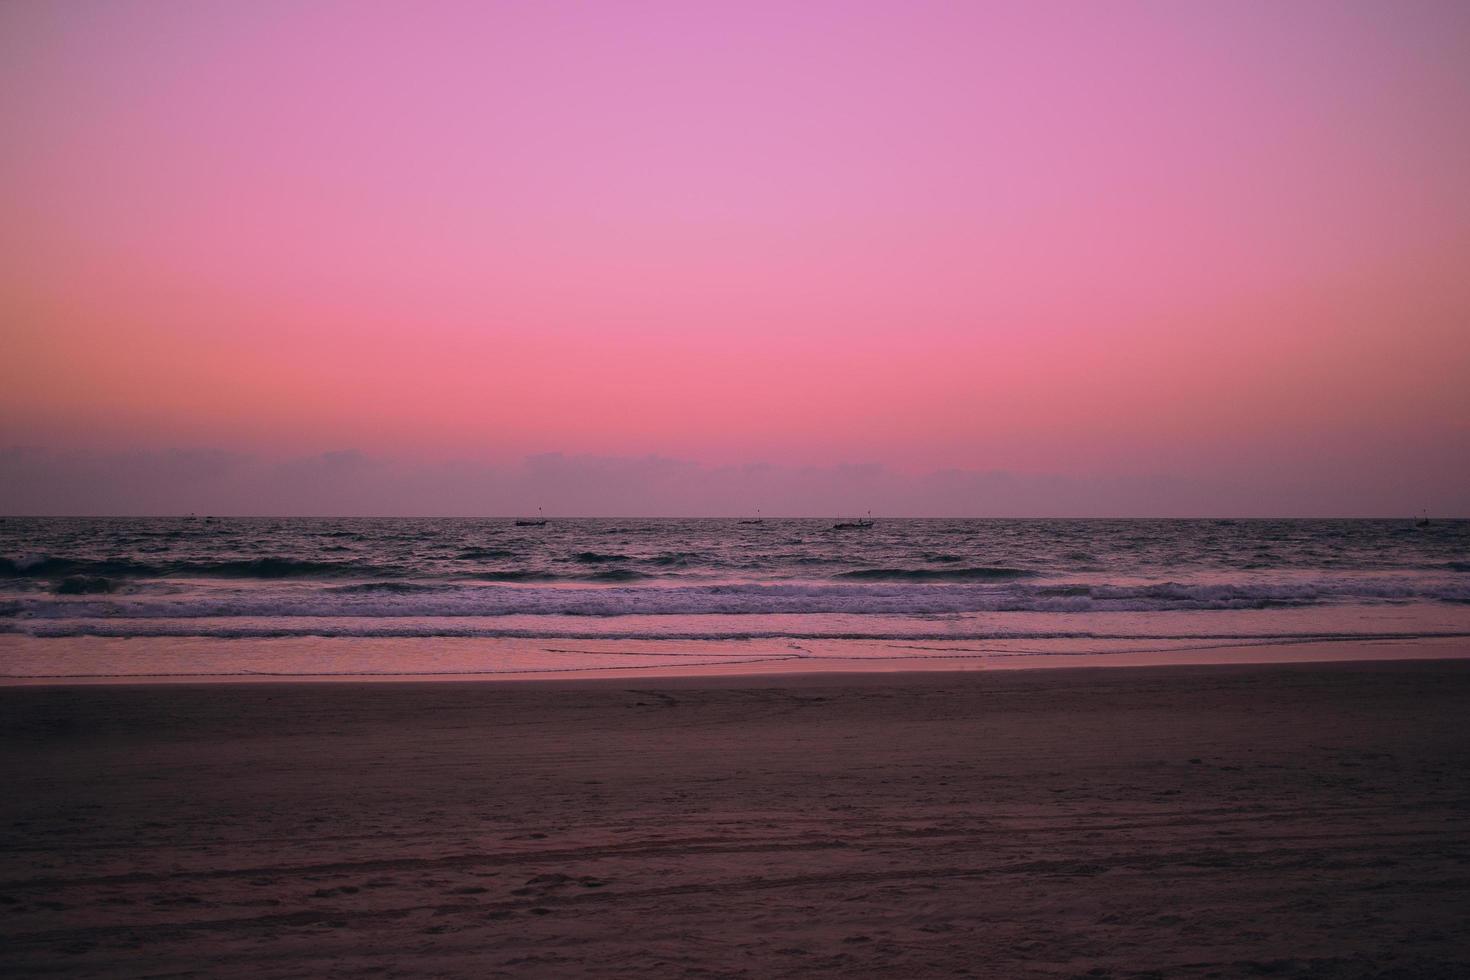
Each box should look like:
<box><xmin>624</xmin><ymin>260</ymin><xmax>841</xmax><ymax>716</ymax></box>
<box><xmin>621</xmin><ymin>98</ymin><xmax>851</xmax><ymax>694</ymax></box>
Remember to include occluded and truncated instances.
<box><xmin>3</xmin><ymin>659</ymin><xmax>1468</xmax><ymax>977</ymax></box>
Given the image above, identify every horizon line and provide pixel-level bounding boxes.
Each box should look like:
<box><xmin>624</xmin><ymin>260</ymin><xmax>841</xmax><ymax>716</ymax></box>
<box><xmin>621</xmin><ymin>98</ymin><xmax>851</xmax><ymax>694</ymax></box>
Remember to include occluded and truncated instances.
<box><xmin>2</xmin><ymin>514</ymin><xmax>1463</xmax><ymax>522</ymax></box>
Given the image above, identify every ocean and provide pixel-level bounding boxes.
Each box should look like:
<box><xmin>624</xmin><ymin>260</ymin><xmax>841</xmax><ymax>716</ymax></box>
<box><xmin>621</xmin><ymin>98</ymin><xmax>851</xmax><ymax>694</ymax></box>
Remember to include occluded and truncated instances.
<box><xmin>2</xmin><ymin>517</ymin><xmax>1468</xmax><ymax>681</ymax></box>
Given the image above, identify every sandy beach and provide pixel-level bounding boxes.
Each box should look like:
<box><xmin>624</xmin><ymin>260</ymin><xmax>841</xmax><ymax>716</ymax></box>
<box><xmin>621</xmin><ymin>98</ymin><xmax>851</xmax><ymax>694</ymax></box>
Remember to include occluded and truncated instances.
<box><xmin>3</xmin><ymin>659</ymin><xmax>1468</xmax><ymax>978</ymax></box>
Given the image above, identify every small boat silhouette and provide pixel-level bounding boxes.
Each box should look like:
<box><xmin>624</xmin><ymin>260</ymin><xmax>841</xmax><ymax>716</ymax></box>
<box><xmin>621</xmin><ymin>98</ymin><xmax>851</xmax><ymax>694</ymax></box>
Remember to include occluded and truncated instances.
<box><xmin>515</xmin><ymin>507</ymin><xmax>548</xmax><ymax>527</ymax></box>
<box><xmin>738</xmin><ymin>508</ymin><xmax>764</xmax><ymax>525</ymax></box>
<box><xmin>832</xmin><ymin>511</ymin><xmax>875</xmax><ymax>530</ymax></box>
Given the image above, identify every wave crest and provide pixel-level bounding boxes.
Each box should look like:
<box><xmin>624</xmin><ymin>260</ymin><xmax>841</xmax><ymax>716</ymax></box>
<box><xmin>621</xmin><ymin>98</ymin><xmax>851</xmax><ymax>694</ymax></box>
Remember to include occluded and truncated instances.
<box><xmin>836</xmin><ymin>566</ymin><xmax>1034</xmax><ymax>582</ymax></box>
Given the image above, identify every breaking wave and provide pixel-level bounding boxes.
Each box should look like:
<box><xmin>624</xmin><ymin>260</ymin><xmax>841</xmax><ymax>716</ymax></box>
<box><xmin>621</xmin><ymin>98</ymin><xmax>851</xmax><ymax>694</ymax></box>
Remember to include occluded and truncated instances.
<box><xmin>6</xmin><ymin>577</ymin><xmax>1470</xmax><ymax>625</ymax></box>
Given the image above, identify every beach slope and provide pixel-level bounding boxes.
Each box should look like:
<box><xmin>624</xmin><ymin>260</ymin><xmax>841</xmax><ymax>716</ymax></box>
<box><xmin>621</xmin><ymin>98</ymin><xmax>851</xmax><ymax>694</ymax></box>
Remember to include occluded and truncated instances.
<box><xmin>3</xmin><ymin>660</ymin><xmax>1468</xmax><ymax>977</ymax></box>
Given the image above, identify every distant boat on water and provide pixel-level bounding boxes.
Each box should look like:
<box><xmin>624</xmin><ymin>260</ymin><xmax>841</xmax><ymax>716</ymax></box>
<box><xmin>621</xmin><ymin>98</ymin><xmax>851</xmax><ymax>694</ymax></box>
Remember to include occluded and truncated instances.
<box><xmin>738</xmin><ymin>508</ymin><xmax>764</xmax><ymax>525</ymax></box>
<box><xmin>833</xmin><ymin>511</ymin><xmax>875</xmax><ymax>530</ymax></box>
<box><xmin>1416</xmin><ymin>510</ymin><xmax>1431</xmax><ymax>528</ymax></box>
<box><xmin>515</xmin><ymin>507</ymin><xmax>548</xmax><ymax>527</ymax></box>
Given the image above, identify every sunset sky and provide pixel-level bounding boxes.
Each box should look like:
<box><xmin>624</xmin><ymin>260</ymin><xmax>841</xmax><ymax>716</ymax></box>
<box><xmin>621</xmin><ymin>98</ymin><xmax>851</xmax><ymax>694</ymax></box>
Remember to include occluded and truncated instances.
<box><xmin>3</xmin><ymin>1</ymin><xmax>1468</xmax><ymax>515</ymax></box>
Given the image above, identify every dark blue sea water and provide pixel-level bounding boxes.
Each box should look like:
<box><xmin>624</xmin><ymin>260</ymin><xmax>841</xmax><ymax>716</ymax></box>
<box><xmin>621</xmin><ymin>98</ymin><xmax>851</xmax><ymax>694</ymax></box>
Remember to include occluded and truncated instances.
<box><xmin>2</xmin><ymin>518</ymin><xmax>1468</xmax><ymax>679</ymax></box>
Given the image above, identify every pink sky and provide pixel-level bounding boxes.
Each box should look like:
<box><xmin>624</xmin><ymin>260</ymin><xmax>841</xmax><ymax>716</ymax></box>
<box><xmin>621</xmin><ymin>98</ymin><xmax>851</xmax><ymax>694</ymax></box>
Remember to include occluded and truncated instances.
<box><xmin>2</xmin><ymin>1</ymin><xmax>1468</xmax><ymax>514</ymax></box>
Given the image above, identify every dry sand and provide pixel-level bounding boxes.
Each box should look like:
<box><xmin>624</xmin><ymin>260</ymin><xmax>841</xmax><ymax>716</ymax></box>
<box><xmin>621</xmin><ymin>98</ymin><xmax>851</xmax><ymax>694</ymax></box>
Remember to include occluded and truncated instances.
<box><xmin>2</xmin><ymin>659</ymin><xmax>1468</xmax><ymax>978</ymax></box>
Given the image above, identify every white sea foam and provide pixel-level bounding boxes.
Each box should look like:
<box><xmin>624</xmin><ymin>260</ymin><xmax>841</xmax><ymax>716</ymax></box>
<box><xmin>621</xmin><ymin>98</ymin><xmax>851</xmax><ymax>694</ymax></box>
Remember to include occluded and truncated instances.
<box><xmin>10</xmin><ymin>618</ymin><xmax>1470</xmax><ymax>641</ymax></box>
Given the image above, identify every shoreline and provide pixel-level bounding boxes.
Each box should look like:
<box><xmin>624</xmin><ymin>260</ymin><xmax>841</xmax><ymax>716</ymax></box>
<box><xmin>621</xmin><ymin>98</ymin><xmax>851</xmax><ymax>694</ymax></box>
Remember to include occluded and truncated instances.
<box><xmin>4</xmin><ymin>652</ymin><xmax>1470</xmax><ymax>692</ymax></box>
<box><xmin>3</xmin><ymin>634</ymin><xmax>1467</xmax><ymax>686</ymax></box>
